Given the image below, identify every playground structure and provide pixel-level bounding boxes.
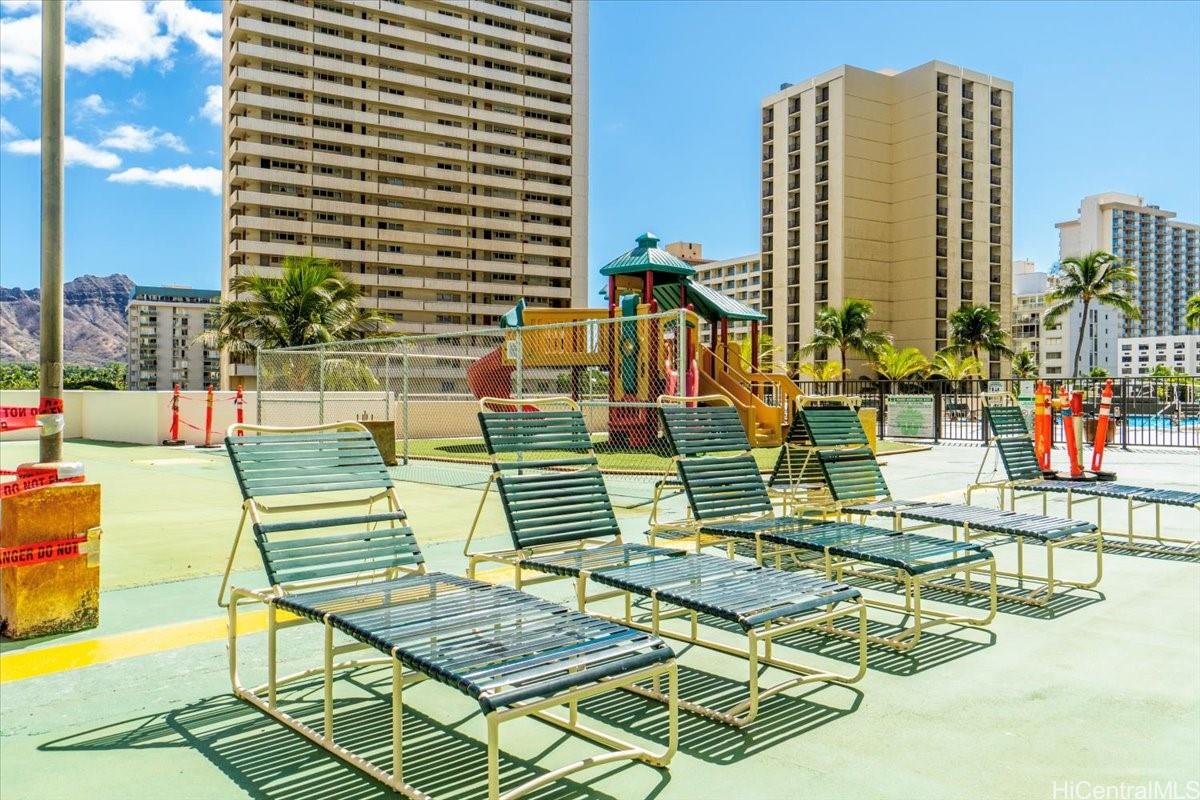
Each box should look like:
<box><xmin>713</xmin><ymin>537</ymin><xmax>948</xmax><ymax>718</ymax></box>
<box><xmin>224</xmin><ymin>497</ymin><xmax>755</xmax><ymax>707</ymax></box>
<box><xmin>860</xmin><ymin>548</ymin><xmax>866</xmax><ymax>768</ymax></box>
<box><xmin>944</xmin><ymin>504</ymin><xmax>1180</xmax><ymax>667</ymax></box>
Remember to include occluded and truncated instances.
<box><xmin>465</xmin><ymin>233</ymin><xmax>803</xmax><ymax>447</ymax></box>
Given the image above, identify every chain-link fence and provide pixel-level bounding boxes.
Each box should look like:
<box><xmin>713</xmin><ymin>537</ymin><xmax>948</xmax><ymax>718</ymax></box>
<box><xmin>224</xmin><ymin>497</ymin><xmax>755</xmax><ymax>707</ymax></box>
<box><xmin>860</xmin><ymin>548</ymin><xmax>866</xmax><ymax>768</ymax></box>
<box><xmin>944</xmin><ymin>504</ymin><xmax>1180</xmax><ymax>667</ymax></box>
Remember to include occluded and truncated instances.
<box><xmin>257</xmin><ymin>309</ymin><xmax>718</xmax><ymax>507</ymax></box>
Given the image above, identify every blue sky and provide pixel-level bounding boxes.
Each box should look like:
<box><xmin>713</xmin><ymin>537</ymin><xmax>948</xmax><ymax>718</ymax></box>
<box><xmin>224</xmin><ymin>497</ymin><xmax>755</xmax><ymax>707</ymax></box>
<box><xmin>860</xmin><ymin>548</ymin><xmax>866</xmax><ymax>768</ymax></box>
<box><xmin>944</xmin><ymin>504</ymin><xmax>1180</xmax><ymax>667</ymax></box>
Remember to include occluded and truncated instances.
<box><xmin>1</xmin><ymin>0</ymin><xmax>1198</xmax><ymax>300</ymax></box>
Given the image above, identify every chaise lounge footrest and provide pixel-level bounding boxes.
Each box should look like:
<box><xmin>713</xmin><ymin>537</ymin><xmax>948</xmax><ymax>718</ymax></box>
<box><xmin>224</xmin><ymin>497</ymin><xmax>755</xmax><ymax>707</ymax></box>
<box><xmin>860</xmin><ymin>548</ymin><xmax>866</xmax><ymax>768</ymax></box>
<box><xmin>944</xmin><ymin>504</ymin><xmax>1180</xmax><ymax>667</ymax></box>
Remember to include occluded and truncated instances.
<box><xmin>274</xmin><ymin>572</ymin><xmax>674</xmax><ymax>713</ymax></box>
<box><xmin>876</xmin><ymin>503</ymin><xmax>1097</xmax><ymax>541</ymax></box>
<box><xmin>520</xmin><ymin>543</ymin><xmax>685</xmax><ymax>577</ymax></box>
<box><xmin>587</xmin><ymin>553</ymin><xmax>861</xmax><ymax>630</ymax></box>
<box><xmin>1029</xmin><ymin>481</ymin><xmax>1200</xmax><ymax>508</ymax></box>
<box><xmin>702</xmin><ymin>518</ymin><xmax>992</xmax><ymax>575</ymax></box>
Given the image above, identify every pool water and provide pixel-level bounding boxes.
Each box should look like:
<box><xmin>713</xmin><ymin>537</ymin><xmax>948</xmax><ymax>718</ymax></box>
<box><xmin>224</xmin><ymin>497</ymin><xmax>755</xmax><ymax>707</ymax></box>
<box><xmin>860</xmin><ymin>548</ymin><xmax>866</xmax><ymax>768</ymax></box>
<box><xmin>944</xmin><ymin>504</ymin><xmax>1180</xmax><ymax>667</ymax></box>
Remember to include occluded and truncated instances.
<box><xmin>1124</xmin><ymin>414</ymin><xmax>1199</xmax><ymax>428</ymax></box>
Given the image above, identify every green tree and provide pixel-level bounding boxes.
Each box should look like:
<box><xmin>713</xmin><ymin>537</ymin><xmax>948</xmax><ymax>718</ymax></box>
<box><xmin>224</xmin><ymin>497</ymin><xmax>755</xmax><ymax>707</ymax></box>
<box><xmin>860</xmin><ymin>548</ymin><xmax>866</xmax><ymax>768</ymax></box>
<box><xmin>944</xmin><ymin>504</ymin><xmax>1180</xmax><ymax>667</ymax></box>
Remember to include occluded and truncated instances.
<box><xmin>205</xmin><ymin>256</ymin><xmax>387</xmax><ymax>356</ymax></box>
<box><xmin>737</xmin><ymin>331</ymin><xmax>776</xmax><ymax>371</ymax></box>
<box><xmin>1149</xmin><ymin>364</ymin><xmax>1175</xmax><ymax>378</ymax></box>
<box><xmin>1186</xmin><ymin>293</ymin><xmax>1200</xmax><ymax>331</ymax></box>
<box><xmin>947</xmin><ymin>304</ymin><xmax>1013</xmax><ymax>367</ymax></box>
<box><xmin>797</xmin><ymin>298</ymin><xmax>891</xmax><ymax>389</ymax></box>
<box><xmin>0</xmin><ymin>363</ymin><xmax>38</xmax><ymax>389</ymax></box>
<box><xmin>931</xmin><ymin>351</ymin><xmax>984</xmax><ymax>381</ymax></box>
<box><xmin>1010</xmin><ymin>349</ymin><xmax>1038</xmax><ymax>380</ymax></box>
<box><xmin>1088</xmin><ymin>366</ymin><xmax>1109</xmax><ymax>378</ymax></box>
<box><xmin>871</xmin><ymin>344</ymin><xmax>930</xmax><ymax>391</ymax></box>
<box><xmin>1043</xmin><ymin>251</ymin><xmax>1140</xmax><ymax>376</ymax></box>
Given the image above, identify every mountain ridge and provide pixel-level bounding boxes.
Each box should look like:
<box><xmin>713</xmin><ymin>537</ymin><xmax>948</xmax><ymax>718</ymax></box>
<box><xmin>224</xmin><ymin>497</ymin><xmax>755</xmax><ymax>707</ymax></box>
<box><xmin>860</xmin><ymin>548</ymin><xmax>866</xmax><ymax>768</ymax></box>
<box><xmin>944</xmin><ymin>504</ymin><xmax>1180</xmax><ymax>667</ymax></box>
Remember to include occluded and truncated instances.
<box><xmin>0</xmin><ymin>274</ymin><xmax>136</xmax><ymax>365</ymax></box>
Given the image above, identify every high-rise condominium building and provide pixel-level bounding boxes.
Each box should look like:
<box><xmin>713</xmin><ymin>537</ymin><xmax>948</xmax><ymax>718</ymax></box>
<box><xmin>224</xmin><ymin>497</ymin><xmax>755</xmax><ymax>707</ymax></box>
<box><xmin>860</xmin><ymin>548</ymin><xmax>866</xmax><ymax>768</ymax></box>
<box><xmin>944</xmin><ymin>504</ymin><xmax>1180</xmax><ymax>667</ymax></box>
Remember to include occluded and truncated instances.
<box><xmin>760</xmin><ymin>61</ymin><xmax>1013</xmax><ymax>377</ymax></box>
<box><xmin>221</xmin><ymin>0</ymin><xmax>587</xmax><ymax>387</ymax></box>
<box><xmin>1056</xmin><ymin>192</ymin><xmax>1199</xmax><ymax>338</ymax></box>
<box><xmin>126</xmin><ymin>286</ymin><xmax>221</xmax><ymax>391</ymax></box>
<box><xmin>683</xmin><ymin>250</ymin><xmax>763</xmax><ymax>339</ymax></box>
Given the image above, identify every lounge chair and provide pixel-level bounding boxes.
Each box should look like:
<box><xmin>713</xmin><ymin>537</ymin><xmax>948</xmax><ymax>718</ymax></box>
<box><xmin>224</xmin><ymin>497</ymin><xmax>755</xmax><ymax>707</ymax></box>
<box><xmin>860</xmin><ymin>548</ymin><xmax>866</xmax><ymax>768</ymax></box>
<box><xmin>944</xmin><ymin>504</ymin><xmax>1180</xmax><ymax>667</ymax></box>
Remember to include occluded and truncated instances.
<box><xmin>766</xmin><ymin>395</ymin><xmax>864</xmax><ymax>514</ymax></box>
<box><xmin>653</xmin><ymin>396</ymin><xmax>997</xmax><ymax>650</ymax></box>
<box><xmin>968</xmin><ymin>405</ymin><xmax>1200</xmax><ymax>555</ymax></box>
<box><xmin>221</xmin><ymin>422</ymin><xmax>679</xmax><ymax>800</ymax></box>
<box><xmin>468</xmin><ymin>398</ymin><xmax>868</xmax><ymax>727</ymax></box>
<box><xmin>786</xmin><ymin>406</ymin><xmax>1103</xmax><ymax>606</ymax></box>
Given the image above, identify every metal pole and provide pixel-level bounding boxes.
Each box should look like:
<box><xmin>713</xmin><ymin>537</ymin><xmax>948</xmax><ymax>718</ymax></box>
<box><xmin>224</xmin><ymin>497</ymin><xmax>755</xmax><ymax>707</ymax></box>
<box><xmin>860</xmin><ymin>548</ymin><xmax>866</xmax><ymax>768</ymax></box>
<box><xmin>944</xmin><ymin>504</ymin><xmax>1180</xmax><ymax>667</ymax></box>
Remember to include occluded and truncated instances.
<box><xmin>255</xmin><ymin>352</ymin><xmax>263</xmax><ymax>425</ymax></box>
<box><xmin>401</xmin><ymin>339</ymin><xmax>409</xmax><ymax>466</ymax></box>
<box><xmin>383</xmin><ymin>352</ymin><xmax>392</xmax><ymax>421</ymax></box>
<box><xmin>39</xmin><ymin>1</ymin><xmax>65</xmax><ymax>464</ymax></box>
<box><xmin>317</xmin><ymin>347</ymin><xmax>326</xmax><ymax>425</ymax></box>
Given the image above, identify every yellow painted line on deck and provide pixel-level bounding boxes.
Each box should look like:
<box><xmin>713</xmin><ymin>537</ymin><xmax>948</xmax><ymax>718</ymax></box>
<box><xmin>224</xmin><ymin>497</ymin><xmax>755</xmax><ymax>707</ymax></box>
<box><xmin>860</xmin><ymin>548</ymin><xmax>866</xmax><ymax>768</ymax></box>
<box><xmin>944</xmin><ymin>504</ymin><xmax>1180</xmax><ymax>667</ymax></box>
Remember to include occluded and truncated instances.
<box><xmin>0</xmin><ymin>609</ymin><xmax>272</xmax><ymax>684</ymax></box>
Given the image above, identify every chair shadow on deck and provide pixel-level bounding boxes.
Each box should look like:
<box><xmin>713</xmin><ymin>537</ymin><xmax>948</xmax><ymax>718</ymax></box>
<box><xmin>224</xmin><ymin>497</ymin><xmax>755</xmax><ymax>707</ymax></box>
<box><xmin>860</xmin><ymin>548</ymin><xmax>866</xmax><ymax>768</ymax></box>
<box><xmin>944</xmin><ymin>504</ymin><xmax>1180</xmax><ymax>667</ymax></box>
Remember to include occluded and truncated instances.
<box><xmin>39</xmin><ymin>668</ymin><xmax>671</xmax><ymax>800</ymax></box>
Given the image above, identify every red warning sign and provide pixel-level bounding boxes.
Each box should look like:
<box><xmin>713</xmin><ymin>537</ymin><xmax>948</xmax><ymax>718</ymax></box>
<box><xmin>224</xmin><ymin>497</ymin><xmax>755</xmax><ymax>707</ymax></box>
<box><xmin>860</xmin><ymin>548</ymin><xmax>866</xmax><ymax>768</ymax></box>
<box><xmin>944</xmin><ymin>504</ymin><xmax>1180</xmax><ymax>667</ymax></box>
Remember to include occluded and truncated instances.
<box><xmin>0</xmin><ymin>397</ymin><xmax>64</xmax><ymax>431</ymax></box>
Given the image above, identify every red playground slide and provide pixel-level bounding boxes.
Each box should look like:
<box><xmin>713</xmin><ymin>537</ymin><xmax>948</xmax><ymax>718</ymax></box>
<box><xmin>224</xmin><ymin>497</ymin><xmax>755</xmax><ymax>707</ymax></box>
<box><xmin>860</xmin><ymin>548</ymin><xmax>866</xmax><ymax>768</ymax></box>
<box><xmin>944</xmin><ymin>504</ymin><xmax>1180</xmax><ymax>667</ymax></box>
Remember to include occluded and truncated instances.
<box><xmin>465</xmin><ymin>346</ymin><xmax>512</xmax><ymax>399</ymax></box>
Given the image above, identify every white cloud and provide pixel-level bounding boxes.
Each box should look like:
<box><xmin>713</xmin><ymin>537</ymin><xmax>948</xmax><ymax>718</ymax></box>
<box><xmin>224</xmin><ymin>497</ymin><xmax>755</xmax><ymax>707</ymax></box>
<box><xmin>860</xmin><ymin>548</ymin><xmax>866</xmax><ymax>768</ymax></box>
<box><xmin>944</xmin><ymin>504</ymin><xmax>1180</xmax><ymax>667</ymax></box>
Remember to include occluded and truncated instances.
<box><xmin>153</xmin><ymin>0</ymin><xmax>220</xmax><ymax>61</ymax></box>
<box><xmin>0</xmin><ymin>1</ymin><xmax>41</xmax><ymax>11</ymax></box>
<box><xmin>107</xmin><ymin>164</ymin><xmax>220</xmax><ymax>194</ymax></box>
<box><xmin>200</xmin><ymin>84</ymin><xmax>221</xmax><ymax>124</ymax></box>
<box><xmin>4</xmin><ymin>135</ymin><xmax>122</xmax><ymax>169</ymax></box>
<box><xmin>74</xmin><ymin>92</ymin><xmax>111</xmax><ymax>120</ymax></box>
<box><xmin>0</xmin><ymin>115</ymin><xmax>18</xmax><ymax>138</ymax></box>
<box><xmin>0</xmin><ymin>1</ymin><xmax>220</xmax><ymax>93</ymax></box>
<box><xmin>100</xmin><ymin>123</ymin><xmax>188</xmax><ymax>153</ymax></box>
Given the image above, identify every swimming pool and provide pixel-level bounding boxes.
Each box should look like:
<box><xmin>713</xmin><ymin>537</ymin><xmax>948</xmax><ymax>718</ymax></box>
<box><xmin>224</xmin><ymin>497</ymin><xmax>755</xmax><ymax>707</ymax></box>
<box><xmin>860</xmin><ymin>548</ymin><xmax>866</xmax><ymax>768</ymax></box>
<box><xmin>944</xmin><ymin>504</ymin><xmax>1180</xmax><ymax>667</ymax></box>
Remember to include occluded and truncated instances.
<box><xmin>1124</xmin><ymin>414</ymin><xmax>1199</xmax><ymax>429</ymax></box>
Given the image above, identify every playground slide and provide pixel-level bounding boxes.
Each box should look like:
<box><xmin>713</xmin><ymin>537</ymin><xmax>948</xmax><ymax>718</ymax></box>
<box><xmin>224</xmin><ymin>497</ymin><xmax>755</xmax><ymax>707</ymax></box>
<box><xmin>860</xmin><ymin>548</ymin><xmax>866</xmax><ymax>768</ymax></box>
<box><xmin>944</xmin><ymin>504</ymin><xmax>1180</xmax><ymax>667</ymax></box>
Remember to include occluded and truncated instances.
<box><xmin>697</xmin><ymin>344</ymin><xmax>785</xmax><ymax>447</ymax></box>
<box><xmin>466</xmin><ymin>346</ymin><xmax>512</xmax><ymax>399</ymax></box>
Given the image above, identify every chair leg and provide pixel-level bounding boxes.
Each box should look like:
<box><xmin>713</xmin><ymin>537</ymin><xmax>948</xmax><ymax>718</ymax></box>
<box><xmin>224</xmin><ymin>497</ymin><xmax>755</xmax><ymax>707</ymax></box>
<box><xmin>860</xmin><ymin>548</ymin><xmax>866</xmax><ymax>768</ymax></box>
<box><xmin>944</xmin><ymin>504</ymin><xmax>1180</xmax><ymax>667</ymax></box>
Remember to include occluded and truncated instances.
<box><xmin>391</xmin><ymin>657</ymin><xmax>404</xmax><ymax>785</ymax></box>
<box><xmin>323</xmin><ymin>618</ymin><xmax>334</xmax><ymax>741</ymax></box>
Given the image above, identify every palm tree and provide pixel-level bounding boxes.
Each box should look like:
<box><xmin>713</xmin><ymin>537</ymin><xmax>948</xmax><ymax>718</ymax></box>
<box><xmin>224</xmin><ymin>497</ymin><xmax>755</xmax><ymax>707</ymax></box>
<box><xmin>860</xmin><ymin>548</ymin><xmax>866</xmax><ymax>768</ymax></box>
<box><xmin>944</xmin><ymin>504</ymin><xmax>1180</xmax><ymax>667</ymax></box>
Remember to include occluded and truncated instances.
<box><xmin>737</xmin><ymin>332</ymin><xmax>777</xmax><ymax>371</ymax></box>
<box><xmin>793</xmin><ymin>360</ymin><xmax>845</xmax><ymax>394</ymax></box>
<box><xmin>931</xmin><ymin>351</ymin><xmax>984</xmax><ymax>381</ymax></box>
<box><xmin>1043</xmin><ymin>250</ymin><xmax>1140</xmax><ymax>376</ymax></box>
<box><xmin>871</xmin><ymin>344</ymin><xmax>930</xmax><ymax>392</ymax></box>
<box><xmin>1088</xmin><ymin>367</ymin><xmax>1109</xmax><ymax>378</ymax></box>
<box><xmin>947</xmin><ymin>304</ymin><xmax>1013</xmax><ymax>368</ymax></box>
<box><xmin>1186</xmin><ymin>293</ymin><xmax>1200</xmax><ymax>331</ymax></box>
<box><xmin>797</xmin><ymin>298</ymin><xmax>891</xmax><ymax>389</ymax></box>
<box><xmin>207</xmin><ymin>256</ymin><xmax>387</xmax><ymax>356</ymax></box>
<box><xmin>1010</xmin><ymin>349</ymin><xmax>1038</xmax><ymax>380</ymax></box>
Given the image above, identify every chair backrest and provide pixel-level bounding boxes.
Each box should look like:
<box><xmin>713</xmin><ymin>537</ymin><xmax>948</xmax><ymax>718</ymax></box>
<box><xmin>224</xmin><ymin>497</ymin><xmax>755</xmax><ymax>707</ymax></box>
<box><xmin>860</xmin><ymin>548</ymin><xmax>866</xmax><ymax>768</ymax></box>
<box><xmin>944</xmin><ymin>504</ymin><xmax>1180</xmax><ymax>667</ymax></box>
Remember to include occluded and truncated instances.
<box><xmin>659</xmin><ymin>403</ymin><xmax>752</xmax><ymax>455</ymax></box>
<box><xmin>800</xmin><ymin>407</ymin><xmax>871</xmax><ymax>447</ymax></box>
<box><xmin>478</xmin><ymin>409</ymin><xmax>622</xmax><ymax>549</ymax></box>
<box><xmin>816</xmin><ymin>447</ymin><xmax>892</xmax><ymax>503</ymax></box>
<box><xmin>659</xmin><ymin>403</ymin><xmax>773</xmax><ymax>520</ymax></box>
<box><xmin>984</xmin><ymin>406</ymin><xmax>1042</xmax><ymax>481</ymax></box>
<box><xmin>225</xmin><ymin>424</ymin><xmax>423</xmax><ymax>588</ymax></box>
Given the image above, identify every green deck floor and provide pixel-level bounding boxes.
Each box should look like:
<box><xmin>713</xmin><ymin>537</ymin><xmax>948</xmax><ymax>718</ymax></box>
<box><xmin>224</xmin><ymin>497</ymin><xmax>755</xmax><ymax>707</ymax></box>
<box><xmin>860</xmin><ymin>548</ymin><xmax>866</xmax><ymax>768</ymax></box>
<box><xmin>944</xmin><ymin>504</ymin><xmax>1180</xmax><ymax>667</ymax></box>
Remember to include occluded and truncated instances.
<box><xmin>1</xmin><ymin>439</ymin><xmax>1198</xmax><ymax>799</ymax></box>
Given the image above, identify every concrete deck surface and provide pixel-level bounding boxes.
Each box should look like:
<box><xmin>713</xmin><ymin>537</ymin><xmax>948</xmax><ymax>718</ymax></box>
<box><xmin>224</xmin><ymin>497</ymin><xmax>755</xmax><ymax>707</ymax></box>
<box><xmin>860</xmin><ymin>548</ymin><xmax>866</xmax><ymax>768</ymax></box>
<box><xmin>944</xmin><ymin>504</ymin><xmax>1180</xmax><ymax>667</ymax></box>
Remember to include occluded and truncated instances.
<box><xmin>1</xmin><ymin>439</ymin><xmax>1198</xmax><ymax>800</ymax></box>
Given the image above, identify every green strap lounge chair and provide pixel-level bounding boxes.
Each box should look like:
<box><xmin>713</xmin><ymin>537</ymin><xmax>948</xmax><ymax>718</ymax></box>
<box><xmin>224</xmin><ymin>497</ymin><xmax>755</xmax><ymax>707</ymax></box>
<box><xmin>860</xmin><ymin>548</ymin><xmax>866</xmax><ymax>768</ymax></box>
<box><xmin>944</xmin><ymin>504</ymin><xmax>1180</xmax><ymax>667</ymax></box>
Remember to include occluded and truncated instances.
<box><xmin>969</xmin><ymin>405</ymin><xmax>1200</xmax><ymax>555</ymax></box>
<box><xmin>789</xmin><ymin>406</ymin><xmax>1103</xmax><ymax>606</ymax></box>
<box><xmin>766</xmin><ymin>397</ymin><xmax>866</xmax><ymax>513</ymax></box>
<box><xmin>470</xmin><ymin>398</ymin><xmax>868</xmax><ymax>728</ymax></box>
<box><xmin>655</xmin><ymin>397</ymin><xmax>997</xmax><ymax>649</ymax></box>
<box><xmin>221</xmin><ymin>422</ymin><xmax>679</xmax><ymax>800</ymax></box>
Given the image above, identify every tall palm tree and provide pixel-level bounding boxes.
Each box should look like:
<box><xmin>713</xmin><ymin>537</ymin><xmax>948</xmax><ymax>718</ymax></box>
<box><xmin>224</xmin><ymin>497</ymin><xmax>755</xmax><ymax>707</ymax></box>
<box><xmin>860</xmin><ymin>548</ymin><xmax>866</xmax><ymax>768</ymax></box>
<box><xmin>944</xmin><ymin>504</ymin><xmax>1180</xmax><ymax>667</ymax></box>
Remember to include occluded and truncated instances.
<box><xmin>1009</xmin><ymin>349</ymin><xmax>1038</xmax><ymax>380</ymax></box>
<box><xmin>1186</xmin><ymin>293</ymin><xmax>1200</xmax><ymax>331</ymax></box>
<box><xmin>931</xmin><ymin>351</ymin><xmax>984</xmax><ymax>381</ymax></box>
<box><xmin>947</xmin><ymin>304</ymin><xmax>1013</xmax><ymax>367</ymax></box>
<box><xmin>207</xmin><ymin>256</ymin><xmax>387</xmax><ymax>355</ymax></box>
<box><xmin>871</xmin><ymin>344</ymin><xmax>929</xmax><ymax>392</ymax></box>
<box><xmin>1043</xmin><ymin>250</ymin><xmax>1140</xmax><ymax>376</ymax></box>
<box><xmin>797</xmin><ymin>298</ymin><xmax>891</xmax><ymax>389</ymax></box>
<box><xmin>737</xmin><ymin>332</ymin><xmax>776</xmax><ymax>371</ymax></box>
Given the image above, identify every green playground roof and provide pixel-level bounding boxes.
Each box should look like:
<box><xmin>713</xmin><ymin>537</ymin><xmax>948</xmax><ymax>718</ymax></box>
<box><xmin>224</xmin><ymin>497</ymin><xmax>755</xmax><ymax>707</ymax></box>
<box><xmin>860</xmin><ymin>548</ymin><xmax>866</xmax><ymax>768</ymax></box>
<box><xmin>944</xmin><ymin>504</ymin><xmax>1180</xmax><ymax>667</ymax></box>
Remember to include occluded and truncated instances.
<box><xmin>599</xmin><ymin>232</ymin><xmax>696</xmax><ymax>277</ymax></box>
<box><xmin>653</xmin><ymin>278</ymin><xmax>767</xmax><ymax>322</ymax></box>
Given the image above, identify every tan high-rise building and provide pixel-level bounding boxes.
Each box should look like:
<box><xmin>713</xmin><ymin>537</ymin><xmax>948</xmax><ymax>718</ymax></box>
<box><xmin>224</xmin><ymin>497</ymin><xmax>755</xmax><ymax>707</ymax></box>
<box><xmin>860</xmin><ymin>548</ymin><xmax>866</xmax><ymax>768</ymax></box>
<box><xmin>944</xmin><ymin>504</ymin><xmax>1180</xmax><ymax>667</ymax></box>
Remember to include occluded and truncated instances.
<box><xmin>221</xmin><ymin>0</ymin><xmax>588</xmax><ymax>387</ymax></box>
<box><xmin>760</xmin><ymin>61</ymin><xmax>1013</xmax><ymax>378</ymax></box>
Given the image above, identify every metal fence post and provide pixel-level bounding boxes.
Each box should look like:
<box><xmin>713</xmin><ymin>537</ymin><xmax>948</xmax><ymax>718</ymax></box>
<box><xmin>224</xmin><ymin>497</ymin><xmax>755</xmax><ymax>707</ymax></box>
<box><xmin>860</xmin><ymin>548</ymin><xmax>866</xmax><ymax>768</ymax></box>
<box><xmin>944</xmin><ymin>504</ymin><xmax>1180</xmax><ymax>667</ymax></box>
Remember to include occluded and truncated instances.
<box><xmin>514</xmin><ymin>328</ymin><xmax>524</xmax><ymax>401</ymax></box>
<box><xmin>318</xmin><ymin>346</ymin><xmax>326</xmax><ymax>425</ymax></box>
<box><xmin>877</xmin><ymin>381</ymin><xmax>886</xmax><ymax>441</ymax></box>
<box><xmin>1120</xmin><ymin>377</ymin><xmax>1130</xmax><ymax>451</ymax></box>
<box><xmin>933</xmin><ymin>381</ymin><xmax>942</xmax><ymax>444</ymax></box>
<box><xmin>401</xmin><ymin>338</ymin><xmax>409</xmax><ymax>465</ymax></box>
<box><xmin>255</xmin><ymin>348</ymin><xmax>263</xmax><ymax>425</ymax></box>
<box><xmin>383</xmin><ymin>352</ymin><xmax>392</xmax><ymax>421</ymax></box>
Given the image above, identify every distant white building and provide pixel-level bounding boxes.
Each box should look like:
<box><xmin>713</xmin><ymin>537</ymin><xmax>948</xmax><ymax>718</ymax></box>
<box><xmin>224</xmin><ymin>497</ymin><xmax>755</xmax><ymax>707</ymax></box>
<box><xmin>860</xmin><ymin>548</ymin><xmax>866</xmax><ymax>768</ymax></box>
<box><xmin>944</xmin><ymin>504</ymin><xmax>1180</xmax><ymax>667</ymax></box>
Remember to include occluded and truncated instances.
<box><xmin>1117</xmin><ymin>335</ymin><xmax>1200</xmax><ymax>376</ymax></box>
<box><xmin>1010</xmin><ymin>260</ymin><xmax>1120</xmax><ymax>376</ymax></box>
<box><xmin>127</xmin><ymin>286</ymin><xmax>220</xmax><ymax>390</ymax></box>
